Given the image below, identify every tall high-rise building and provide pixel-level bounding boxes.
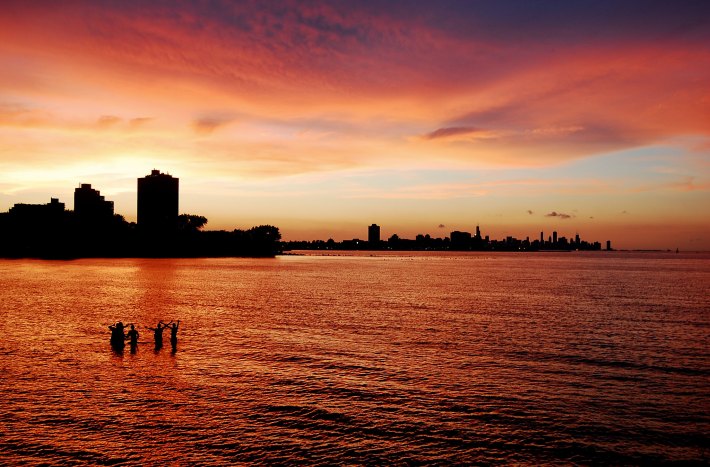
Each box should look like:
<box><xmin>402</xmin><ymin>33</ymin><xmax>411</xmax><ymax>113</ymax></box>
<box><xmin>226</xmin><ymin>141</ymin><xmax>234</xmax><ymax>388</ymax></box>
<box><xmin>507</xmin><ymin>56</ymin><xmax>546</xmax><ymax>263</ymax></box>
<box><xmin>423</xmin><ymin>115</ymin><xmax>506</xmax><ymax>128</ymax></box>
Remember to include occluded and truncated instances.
<box><xmin>137</xmin><ymin>170</ymin><xmax>179</xmax><ymax>231</ymax></box>
<box><xmin>553</xmin><ymin>231</ymin><xmax>558</xmax><ymax>244</ymax></box>
<box><xmin>368</xmin><ymin>224</ymin><xmax>381</xmax><ymax>245</ymax></box>
<box><xmin>74</xmin><ymin>184</ymin><xmax>114</xmax><ymax>222</ymax></box>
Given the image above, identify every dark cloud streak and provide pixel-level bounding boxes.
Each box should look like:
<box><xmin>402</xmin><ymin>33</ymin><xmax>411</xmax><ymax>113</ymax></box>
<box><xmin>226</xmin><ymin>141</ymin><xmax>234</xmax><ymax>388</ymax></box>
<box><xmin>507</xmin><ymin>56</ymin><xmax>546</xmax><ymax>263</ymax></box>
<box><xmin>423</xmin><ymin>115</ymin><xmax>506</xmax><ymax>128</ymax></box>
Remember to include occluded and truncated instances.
<box><xmin>546</xmin><ymin>211</ymin><xmax>573</xmax><ymax>219</ymax></box>
<box><xmin>424</xmin><ymin>126</ymin><xmax>478</xmax><ymax>140</ymax></box>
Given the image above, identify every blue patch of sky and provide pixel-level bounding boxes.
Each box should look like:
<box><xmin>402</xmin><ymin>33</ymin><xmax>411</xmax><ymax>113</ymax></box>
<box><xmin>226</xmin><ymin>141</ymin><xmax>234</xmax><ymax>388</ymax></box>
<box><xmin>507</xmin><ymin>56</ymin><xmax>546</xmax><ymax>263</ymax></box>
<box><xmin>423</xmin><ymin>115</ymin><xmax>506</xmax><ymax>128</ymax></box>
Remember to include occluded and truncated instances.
<box><xmin>328</xmin><ymin>144</ymin><xmax>684</xmax><ymax>192</ymax></box>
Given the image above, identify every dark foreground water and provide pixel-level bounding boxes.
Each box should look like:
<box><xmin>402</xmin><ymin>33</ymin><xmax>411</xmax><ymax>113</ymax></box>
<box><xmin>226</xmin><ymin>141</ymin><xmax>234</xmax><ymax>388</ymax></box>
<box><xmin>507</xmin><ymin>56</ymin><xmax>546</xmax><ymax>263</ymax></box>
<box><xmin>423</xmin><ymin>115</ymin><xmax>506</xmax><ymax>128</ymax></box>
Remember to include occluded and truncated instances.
<box><xmin>0</xmin><ymin>252</ymin><xmax>708</xmax><ymax>465</ymax></box>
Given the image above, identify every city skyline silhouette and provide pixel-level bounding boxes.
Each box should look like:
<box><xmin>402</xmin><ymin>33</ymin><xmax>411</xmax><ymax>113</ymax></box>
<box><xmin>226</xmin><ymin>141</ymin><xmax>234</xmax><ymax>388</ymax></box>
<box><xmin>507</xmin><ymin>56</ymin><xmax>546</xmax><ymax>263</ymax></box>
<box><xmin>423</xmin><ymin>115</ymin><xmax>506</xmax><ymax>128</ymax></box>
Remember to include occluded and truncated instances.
<box><xmin>0</xmin><ymin>170</ymin><xmax>281</xmax><ymax>258</ymax></box>
<box><xmin>0</xmin><ymin>169</ymin><xmax>614</xmax><ymax>258</ymax></box>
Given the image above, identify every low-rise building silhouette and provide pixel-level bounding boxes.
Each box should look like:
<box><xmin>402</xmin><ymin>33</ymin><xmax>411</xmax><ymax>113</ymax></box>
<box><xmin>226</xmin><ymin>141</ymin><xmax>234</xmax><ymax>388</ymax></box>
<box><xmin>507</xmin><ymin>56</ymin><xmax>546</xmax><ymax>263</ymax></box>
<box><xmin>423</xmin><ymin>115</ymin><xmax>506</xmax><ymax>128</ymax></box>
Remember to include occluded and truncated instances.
<box><xmin>8</xmin><ymin>198</ymin><xmax>66</xmax><ymax>231</ymax></box>
<box><xmin>9</xmin><ymin>198</ymin><xmax>65</xmax><ymax>219</ymax></box>
<box><xmin>3</xmin><ymin>198</ymin><xmax>67</xmax><ymax>257</ymax></box>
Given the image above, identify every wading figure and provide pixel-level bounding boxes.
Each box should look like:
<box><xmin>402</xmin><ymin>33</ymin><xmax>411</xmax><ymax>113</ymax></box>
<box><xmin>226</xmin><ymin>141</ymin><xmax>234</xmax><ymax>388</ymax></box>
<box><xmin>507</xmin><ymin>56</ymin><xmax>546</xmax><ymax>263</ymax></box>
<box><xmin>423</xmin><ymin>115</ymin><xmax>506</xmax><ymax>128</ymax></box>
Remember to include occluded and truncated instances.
<box><xmin>166</xmin><ymin>320</ymin><xmax>180</xmax><ymax>350</ymax></box>
<box><xmin>108</xmin><ymin>321</ymin><xmax>126</xmax><ymax>351</ymax></box>
<box><xmin>148</xmin><ymin>321</ymin><xmax>166</xmax><ymax>350</ymax></box>
<box><xmin>126</xmin><ymin>324</ymin><xmax>139</xmax><ymax>353</ymax></box>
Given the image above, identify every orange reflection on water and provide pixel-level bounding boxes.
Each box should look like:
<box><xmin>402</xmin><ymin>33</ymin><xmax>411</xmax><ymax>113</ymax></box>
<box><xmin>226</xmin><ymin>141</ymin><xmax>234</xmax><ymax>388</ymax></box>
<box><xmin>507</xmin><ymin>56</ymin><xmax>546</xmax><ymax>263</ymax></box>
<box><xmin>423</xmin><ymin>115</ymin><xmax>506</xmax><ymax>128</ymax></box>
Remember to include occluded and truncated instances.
<box><xmin>0</xmin><ymin>253</ymin><xmax>708</xmax><ymax>464</ymax></box>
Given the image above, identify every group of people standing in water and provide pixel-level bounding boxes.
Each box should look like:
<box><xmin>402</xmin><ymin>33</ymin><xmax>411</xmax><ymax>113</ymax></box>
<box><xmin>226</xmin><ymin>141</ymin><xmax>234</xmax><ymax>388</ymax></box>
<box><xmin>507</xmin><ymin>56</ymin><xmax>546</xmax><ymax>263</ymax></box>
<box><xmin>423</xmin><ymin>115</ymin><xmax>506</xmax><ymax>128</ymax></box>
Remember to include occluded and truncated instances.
<box><xmin>108</xmin><ymin>320</ymin><xmax>180</xmax><ymax>353</ymax></box>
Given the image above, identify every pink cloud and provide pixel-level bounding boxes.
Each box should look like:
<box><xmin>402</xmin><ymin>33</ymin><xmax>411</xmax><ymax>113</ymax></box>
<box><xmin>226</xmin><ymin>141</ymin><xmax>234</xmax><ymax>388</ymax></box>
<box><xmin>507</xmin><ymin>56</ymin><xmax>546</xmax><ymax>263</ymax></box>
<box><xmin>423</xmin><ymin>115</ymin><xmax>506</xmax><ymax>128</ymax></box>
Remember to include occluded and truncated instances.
<box><xmin>0</xmin><ymin>1</ymin><xmax>708</xmax><ymax>170</ymax></box>
<box><xmin>192</xmin><ymin>116</ymin><xmax>234</xmax><ymax>135</ymax></box>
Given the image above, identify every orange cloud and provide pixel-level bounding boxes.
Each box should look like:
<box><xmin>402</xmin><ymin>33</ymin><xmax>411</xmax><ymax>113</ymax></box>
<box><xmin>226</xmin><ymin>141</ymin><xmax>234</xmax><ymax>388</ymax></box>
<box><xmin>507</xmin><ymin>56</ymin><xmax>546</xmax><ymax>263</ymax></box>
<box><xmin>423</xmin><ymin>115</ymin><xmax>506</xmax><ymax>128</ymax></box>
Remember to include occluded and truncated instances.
<box><xmin>192</xmin><ymin>116</ymin><xmax>234</xmax><ymax>135</ymax></box>
<box><xmin>97</xmin><ymin>115</ymin><xmax>121</xmax><ymax>128</ymax></box>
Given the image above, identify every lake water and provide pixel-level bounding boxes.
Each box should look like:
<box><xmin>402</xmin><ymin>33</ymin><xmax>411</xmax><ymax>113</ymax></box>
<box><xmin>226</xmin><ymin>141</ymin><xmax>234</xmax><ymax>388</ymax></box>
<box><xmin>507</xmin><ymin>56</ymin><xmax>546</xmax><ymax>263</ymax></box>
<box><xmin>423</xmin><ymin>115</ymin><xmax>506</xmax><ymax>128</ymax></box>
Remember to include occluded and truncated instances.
<box><xmin>0</xmin><ymin>252</ymin><xmax>708</xmax><ymax>464</ymax></box>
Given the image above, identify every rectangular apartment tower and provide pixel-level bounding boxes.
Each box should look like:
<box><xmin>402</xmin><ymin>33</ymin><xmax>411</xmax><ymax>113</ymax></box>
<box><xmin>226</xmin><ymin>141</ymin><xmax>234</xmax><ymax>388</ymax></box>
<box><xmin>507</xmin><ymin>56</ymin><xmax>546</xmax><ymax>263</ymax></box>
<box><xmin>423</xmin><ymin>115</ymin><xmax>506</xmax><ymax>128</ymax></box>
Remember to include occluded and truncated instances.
<box><xmin>368</xmin><ymin>224</ymin><xmax>381</xmax><ymax>245</ymax></box>
<box><xmin>137</xmin><ymin>170</ymin><xmax>179</xmax><ymax>232</ymax></box>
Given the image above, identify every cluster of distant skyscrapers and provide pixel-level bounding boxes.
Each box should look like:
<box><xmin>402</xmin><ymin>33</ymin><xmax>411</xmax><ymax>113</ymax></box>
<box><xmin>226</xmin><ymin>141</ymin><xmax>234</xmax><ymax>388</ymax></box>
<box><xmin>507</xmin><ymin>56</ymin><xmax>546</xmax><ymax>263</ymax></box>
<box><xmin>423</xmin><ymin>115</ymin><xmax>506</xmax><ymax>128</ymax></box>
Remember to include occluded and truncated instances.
<box><xmin>285</xmin><ymin>223</ymin><xmax>609</xmax><ymax>252</ymax></box>
<box><xmin>370</xmin><ymin>223</ymin><xmax>608</xmax><ymax>251</ymax></box>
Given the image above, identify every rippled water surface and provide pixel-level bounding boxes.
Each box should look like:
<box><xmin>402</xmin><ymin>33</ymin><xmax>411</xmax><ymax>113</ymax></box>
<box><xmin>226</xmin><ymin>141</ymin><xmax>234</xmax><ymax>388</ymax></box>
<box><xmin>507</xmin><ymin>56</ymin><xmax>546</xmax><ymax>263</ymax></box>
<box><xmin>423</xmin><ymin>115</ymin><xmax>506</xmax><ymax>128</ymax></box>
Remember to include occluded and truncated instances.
<box><xmin>1</xmin><ymin>252</ymin><xmax>708</xmax><ymax>464</ymax></box>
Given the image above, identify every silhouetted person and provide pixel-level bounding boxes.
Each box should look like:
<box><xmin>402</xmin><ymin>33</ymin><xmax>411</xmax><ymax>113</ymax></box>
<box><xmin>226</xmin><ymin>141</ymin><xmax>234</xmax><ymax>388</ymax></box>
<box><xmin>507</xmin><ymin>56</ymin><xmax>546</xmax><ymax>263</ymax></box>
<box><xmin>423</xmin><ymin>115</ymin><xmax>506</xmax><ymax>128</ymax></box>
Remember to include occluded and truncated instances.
<box><xmin>126</xmin><ymin>324</ymin><xmax>139</xmax><ymax>352</ymax></box>
<box><xmin>108</xmin><ymin>321</ymin><xmax>126</xmax><ymax>350</ymax></box>
<box><xmin>148</xmin><ymin>321</ymin><xmax>166</xmax><ymax>349</ymax></box>
<box><xmin>166</xmin><ymin>320</ymin><xmax>179</xmax><ymax>350</ymax></box>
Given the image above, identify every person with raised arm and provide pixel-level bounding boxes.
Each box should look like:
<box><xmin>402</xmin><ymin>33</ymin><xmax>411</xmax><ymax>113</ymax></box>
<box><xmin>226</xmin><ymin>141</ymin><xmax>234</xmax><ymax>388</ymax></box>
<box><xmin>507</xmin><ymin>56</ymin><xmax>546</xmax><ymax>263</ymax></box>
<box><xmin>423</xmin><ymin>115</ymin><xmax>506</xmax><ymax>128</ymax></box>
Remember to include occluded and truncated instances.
<box><xmin>148</xmin><ymin>321</ymin><xmax>166</xmax><ymax>349</ymax></box>
<box><xmin>166</xmin><ymin>320</ymin><xmax>180</xmax><ymax>350</ymax></box>
<box><xmin>108</xmin><ymin>321</ymin><xmax>126</xmax><ymax>350</ymax></box>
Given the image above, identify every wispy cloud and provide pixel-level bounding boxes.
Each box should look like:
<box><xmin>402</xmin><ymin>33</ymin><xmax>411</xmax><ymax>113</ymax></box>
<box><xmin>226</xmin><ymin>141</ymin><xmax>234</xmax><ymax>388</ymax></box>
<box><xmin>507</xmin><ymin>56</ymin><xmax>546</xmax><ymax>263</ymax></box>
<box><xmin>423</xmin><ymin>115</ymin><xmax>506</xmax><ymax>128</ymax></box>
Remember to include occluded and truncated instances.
<box><xmin>129</xmin><ymin>117</ymin><xmax>153</xmax><ymax>129</ymax></box>
<box><xmin>423</xmin><ymin>126</ymin><xmax>478</xmax><ymax>140</ymax></box>
<box><xmin>545</xmin><ymin>211</ymin><xmax>573</xmax><ymax>219</ymax></box>
<box><xmin>633</xmin><ymin>176</ymin><xmax>709</xmax><ymax>193</ymax></box>
<box><xmin>0</xmin><ymin>105</ymin><xmax>155</xmax><ymax>134</ymax></box>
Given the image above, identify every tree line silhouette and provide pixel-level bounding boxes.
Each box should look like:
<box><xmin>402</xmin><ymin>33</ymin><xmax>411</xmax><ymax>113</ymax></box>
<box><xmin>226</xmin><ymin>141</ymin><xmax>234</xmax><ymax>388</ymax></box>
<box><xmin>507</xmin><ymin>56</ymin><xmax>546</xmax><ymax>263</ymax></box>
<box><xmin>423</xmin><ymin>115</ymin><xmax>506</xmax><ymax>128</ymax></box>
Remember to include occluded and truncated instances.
<box><xmin>0</xmin><ymin>204</ymin><xmax>281</xmax><ymax>259</ymax></box>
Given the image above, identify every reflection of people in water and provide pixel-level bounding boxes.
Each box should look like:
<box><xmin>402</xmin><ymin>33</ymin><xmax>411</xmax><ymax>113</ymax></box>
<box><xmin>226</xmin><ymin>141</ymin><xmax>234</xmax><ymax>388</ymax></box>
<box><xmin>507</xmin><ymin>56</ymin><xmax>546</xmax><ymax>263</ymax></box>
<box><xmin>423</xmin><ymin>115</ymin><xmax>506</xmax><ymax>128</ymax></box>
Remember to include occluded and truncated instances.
<box><xmin>108</xmin><ymin>322</ymin><xmax>126</xmax><ymax>350</ymax></box>
<box><xmin>148</xmin><ymin>321</ymin><xmax>166</xmax><ymax>349</ymax></box>
<box><xmin>166</xmin><ymin>320</ymin><xmax>180</xmax><ymax>349</ymax></box>
<box><xmin>126</xmin><ymin>324</ymin><xmax>139</xmax><ymax>352</ymax></box>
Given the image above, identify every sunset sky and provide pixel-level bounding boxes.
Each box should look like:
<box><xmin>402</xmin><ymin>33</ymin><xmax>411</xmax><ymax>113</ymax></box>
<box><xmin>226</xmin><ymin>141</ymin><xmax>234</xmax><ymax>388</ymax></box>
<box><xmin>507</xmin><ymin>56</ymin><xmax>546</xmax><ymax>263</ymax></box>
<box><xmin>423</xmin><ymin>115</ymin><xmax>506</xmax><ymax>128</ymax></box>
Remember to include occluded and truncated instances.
<box><xmin>1</xmin><ymin>1</ymin><xmax>708</xmax><ymax>249</ymax></box>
